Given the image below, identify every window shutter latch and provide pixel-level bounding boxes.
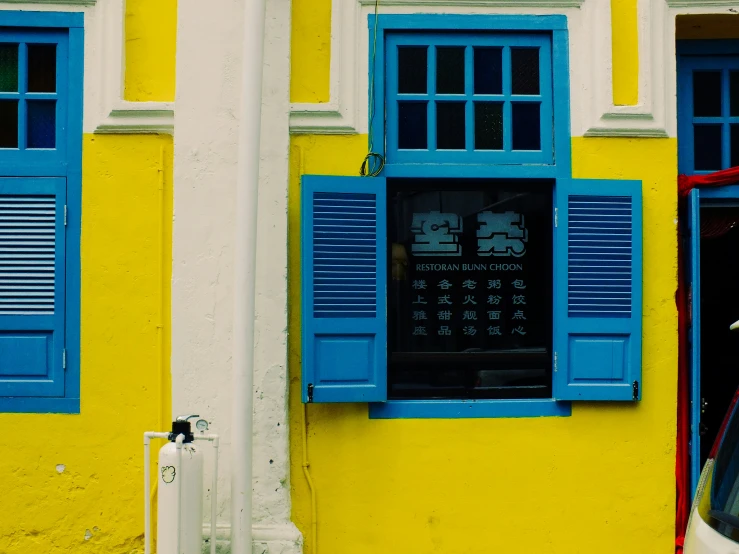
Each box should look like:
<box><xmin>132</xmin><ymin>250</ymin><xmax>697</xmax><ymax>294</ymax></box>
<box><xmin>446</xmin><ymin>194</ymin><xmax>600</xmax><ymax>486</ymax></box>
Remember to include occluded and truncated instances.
<box><xmin>62</xmin><ymin>349</ymin><xmax>67</xmax><ymax>371</ymax></box>
<box><xmin>307</xmin><ymin>383</ymin><xmax>314</xmax><ymax>403</ymax></box>
<box><xmin>64</xmin><ymin>205</ymin><xmax>67</xmax><ymax>226</ymax></box>
<box><xmin>554</xmin><ymin>207</ymin><xmax>558</xmax><ymax>227</ymax></box>
<box><xmin>632</xmin><ymin>380</ymin><xmax>639</xmax><ymax>400</ymax></box>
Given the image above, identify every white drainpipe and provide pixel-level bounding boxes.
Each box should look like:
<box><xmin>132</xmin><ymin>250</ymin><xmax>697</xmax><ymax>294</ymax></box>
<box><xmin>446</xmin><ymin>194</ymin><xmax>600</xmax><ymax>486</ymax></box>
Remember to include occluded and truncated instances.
<box><xmin>231</xmin><ymin>0</ymin><xmax>267</xmax><ymax>553</ymax></box>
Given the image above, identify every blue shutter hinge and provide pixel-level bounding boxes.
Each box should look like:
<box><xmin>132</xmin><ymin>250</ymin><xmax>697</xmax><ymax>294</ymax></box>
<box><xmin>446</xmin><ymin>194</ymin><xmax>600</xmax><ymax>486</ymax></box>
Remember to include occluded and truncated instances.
<box><xmin>64</xmin><ymin>205</ymin><xmax>67</xmax><ymax>226</ymax></box>
<box><xmin>632</xmin><ymin>380</ymin><xmax>639</xmax><ymax>400</ymax></box>
<box><xmin>553</xmin><ymin>351</ymin><xmax>558</xmax><ymax>372</ymax></box>
<box><xmin>307</xmin><ymin>383</ymin><xmax>314</xmax><ymax>403</ymax></box>
<box><xmin>62</xmin><ymin>349</ymin><xmax>67</xmax><ymax>370</ymax></box>
<box><xmin>554</xmin><ymin>207</ymin><xmax>558</xmax><ymax>227</ymax></box>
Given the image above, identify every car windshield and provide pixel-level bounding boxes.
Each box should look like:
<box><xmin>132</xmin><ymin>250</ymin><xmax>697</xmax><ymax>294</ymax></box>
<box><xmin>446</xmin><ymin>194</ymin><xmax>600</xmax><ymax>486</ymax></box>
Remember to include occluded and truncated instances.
<box><xmin>710</xmin><ymin>398</ymin><xmax>739</xmax><ymax>540</ymax></box>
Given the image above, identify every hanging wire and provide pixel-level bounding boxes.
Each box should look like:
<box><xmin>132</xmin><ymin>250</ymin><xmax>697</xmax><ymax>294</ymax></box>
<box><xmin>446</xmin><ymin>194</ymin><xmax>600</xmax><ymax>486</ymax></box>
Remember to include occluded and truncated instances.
<box><xmin>360</xmin><ymin>0</ymin><xmax>385</xmax><ymax>177</ymax></box>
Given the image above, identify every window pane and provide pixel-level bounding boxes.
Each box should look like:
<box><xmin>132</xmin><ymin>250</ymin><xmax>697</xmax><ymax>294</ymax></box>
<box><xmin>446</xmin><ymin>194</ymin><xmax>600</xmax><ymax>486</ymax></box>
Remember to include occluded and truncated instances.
<box><xmin>27</xmin><ymin>44</ymin><xmax>56</xmax><ymax>93</ymax></box>
<box><xmin>0</xmin><ymin>44</ymin><xmax>18</xmax><ymax>92</ymax></box>
<box><xmin>731</xmin><ymin>72</ymin><xmax>739</xmax><ymax>117</ymax></box>
<box><xmin>474</xmin><ymin>47</ymin><xmax>502</xmax><ymax>95</ymax></box>
<box><xmin>694</xmin><ymin>71</ymin><xmax>722</xmax><ymax>117</ymax></box>
<box><xmin>474</xmin><ymin>102</ymin><xmax>503</xmax><ymax>150</ymax></box>
<box><xmin>437</xmin><ymin>102</ymin><xmax>465</xmax><ymax>150</ymax></box>
<box><xmin>387</xmin><ymin>182</ymin><xmax>553</xmax><ymax>400</ymax></box>
<box><xmin>0</xmin><ymin>100</ymin><xmax>18</xmax><ymax>148</ymax></box>
<box><xmin>732</xmin><ymin>125</ymin><xmax>739</xmax><ymax>168</ymax></box>
<box><xmin>398</xmin><ymin>102</ymin><xmax>427</xmax><ymax>149</ymax></box>
<box><xmin>27</xmin><ymin>100</ymin><xmax>55</xmax><ymax>149</ymax></box>
<box><xmin>512</xmin><ymin>103</ymin><xmax>541</xmax><ymax>151</ymax></box>
<box><xmin>511</xmin><ymin>48</ymin><xmax>540</xmax><ymax>95</ymax></box>
<box><xmin>436</xmin><ymin>47</ymin><xmax>465</xmax><ymax>94</ymax></box>
<box><xmin>398</xmin><ymin>47</ymin><xmax>427</xmax><ymax>94</ymax></box>
<box><xmin>694</xmin><ymin>124</ymin><xmax>723</xmax><ymax>171</ymax></box>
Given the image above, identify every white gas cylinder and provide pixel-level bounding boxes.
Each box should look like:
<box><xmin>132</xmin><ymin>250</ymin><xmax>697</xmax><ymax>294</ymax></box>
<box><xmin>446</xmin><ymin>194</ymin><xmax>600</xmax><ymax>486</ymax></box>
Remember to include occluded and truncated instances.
<box><xmin>157</xmin><ymin>417</ymin><xmax>204</xmax><ymax>554</ymax></box>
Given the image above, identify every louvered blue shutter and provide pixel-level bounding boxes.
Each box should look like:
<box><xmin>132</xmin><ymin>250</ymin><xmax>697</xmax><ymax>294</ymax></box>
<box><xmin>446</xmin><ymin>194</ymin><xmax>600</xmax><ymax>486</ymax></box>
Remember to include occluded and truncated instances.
<box><xmin>301</xmin><ymin>175</ymin><xmax>387</xmax><ymax>403</ymax></box>
<box><xmin>0</xmin><ymin>178</ymin><xmax>65</xmax><ymax>398</ymax></box>
<box><xmin>553</xmin><ymin>178</ymin><xmax>643</xmax><ymax>401</ymax></box>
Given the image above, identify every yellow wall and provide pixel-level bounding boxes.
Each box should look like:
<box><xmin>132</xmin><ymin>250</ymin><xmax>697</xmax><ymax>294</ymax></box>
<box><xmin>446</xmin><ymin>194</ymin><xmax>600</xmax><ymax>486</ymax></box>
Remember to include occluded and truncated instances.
<box><xmin>288</xmin><ymin>2</ymin><xmax>678</xmax><ymax>553</ymax></box>
<box><xmin>611</xmin><ymin>0</ymin><xmax>639</xmax><ymax>106</ymax></box>
<box><xmin>0</xmin><ymin>3</ymin><xmax>174</xmax><ymax>552</ymax></box>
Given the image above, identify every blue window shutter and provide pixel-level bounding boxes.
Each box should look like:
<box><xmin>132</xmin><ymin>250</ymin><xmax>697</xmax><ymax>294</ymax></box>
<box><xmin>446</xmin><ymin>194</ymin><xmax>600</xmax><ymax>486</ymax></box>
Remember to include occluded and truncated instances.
<box><xmin>553</xmin><ymin>178</ymin><xmax>643</xmax><ymax>401</ymax></box>
<box><xmin>301</xmin><ymin>175</ymin><xmax>387</xmax><ymax>403</ymax></box>
<box><xmin>0</xmin><ymin>177</ymin><xmax>65</xmax><ymax>397</ymax></box>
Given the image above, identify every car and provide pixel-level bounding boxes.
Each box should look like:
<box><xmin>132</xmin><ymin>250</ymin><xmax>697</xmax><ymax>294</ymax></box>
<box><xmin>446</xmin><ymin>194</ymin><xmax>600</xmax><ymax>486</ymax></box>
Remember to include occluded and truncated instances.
<box><xmin>685</xmin><ymin>321</ymin><xmax>739</xmax><ymax>553</ymax></box>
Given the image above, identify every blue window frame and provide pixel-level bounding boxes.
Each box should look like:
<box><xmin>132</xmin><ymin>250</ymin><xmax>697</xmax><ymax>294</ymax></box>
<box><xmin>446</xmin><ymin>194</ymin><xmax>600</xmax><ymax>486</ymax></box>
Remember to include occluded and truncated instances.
<box><xmin>298</xmin><ymin>15</ymin><xmax>645</xmax><ymax>419</ymax></box>
<box><xmin>677</xmin><ymin>40</ymin><xmax>739</xmax><ymax>175</ymax></box>
<box><xmin>0</xmin><ymin>11</ymin><xmax>83</xmax><ymax>414</ymax></box>
<box><xmin>385</xmin><ymin>32</ymin><xmax>553</xmax><ymax>166</ymax></box>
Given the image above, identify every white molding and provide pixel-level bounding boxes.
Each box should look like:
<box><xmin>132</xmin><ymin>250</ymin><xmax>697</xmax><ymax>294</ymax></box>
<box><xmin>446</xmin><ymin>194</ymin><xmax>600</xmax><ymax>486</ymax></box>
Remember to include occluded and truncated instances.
<box><xmin>203</xmin><ymin>523</ymin><xmax>302</xmax><ymax>554</ymax></box>
<box><xmin>288</xmin><ymin>0</ymin><xmax>739</xmax><ymax>138</ymax></box>
<box><xmin>91</xmin><ymin>0</ymin><xmax>173</xmax><ymax>134</ymax></box>
<box><xmin>0</xmin><ymin>0</ymin><xmax>95</xmax><ymax>4</ymax></box>
<box><xmin>0</xmin><ymin>0</ymin><xmax>174</xmax><ymax>134</ymax></box>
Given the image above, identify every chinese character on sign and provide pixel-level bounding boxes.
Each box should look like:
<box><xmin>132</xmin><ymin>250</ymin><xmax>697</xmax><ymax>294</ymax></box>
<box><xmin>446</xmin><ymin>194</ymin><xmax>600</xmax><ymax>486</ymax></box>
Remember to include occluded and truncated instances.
<box><xmin>463</xmin><ymin>295</ymin><xmax>477</xmax><ymax>305</ymax></box>
<box><xmin>487</xmin><ymin>295</ymin><xmax>502</xmax><ymax>305</ymax></box>
<box><xmin>413</xmin><ymin>326</ymin><xmax>428</xmax><ymax>336</ymax></box>
<box><xmin>511</xmin><ymin>326</ymin><xmax>526</xmax><ymax>336</ymax></box>
<box><xmin>438</xmin><ymin>310</ymin><xmax>452</xmax><ymax>320</ymax></box>
<box><xmin>411</xmin><ymin>211</ymin><xmax>463</xmax><ymax>256</ymax></box>
<box><xmin>487</xmin><ymin>311</ymin><xmax>501</xmax><ymax>320</ymax></box>
<box><xmin>512</xmin><ymin>295</ymin><xmax>526</xmax><ymax>305</ymax></box>
<box><xmin>413</xmin><ymin>295</ymin><xmax>428</xmax><ymax>305</ymax></box>
<box><xmin>462</xmin><ymin>310</ymin><xmax>477</xmax><ymax>321</ymax></box>
<box><xmin>477</xmin><ymin>211</ymin><xmax>528</xmax><ymax>257</ymax></box>
<box><xmin>512</xmin><ymin>310</ymin><xmax>526</xmax><ymax>320</ymax></box>
<box><xmin>487</xmin><ymin>326</ymin><xmax>502</xmax><ymax>336</ymax></box>
<box><xmin>437</xmin><ymin>279</ymin><xmax>453</xmax><ymax>290</ymax></box>
<box><xmin>487</xmin><ymin>280</ymin><xmax>502</xmax><ymax>289</ymax></box>
<box><xmin>438</xmin><ymin>295</ymin><xmax>453</xmax><ymax>305</ymax></box>
<box><xmin>463</xmin><ymin>326</ymin><xmax>477</xmax><ymax>336</ymax></box>
<box><xmin>438</xmin><ymin>326</ymin><xmax>452</xmax><ymax>336</ymax></box>
<box><xmin>412</xmin><ymin>280</ymin><xmax>427</xmax><ymax>290</ymax></box>
<box><xmin>413</xmin><ymin>311</ymin><xmax>428</xmax><ymax>321</ymax></box>
<box><xmin>512</xmin><ymin>279</ymin><xmax>526</xmax><ymax>290</ymax></box>
<box><xmin>462</xmin><ymin>279</ymin><xmax>477</xmax><ymax>290</ymax></box>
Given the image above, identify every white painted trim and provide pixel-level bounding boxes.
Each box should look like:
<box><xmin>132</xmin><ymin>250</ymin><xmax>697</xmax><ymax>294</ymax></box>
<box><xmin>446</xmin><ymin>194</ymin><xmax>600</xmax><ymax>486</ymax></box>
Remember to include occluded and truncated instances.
<box><xmin>0</xmin><ymin>0</ymin><xmax>174</xmax><ymax>134</ymax></box>
<box><xmin>288</xmin><ymin>0</ymin><xmax>739</xmax><ymax>138</ymax></box>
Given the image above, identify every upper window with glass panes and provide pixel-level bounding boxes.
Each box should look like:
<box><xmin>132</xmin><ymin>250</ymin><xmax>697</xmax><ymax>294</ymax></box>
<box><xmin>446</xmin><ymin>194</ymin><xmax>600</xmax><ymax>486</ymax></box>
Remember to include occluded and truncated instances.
<box><xmin>384</xmin><ymin>33</ymin><xmax>553</xmax><ymax>165</ymax></box>
<box><xmin>0</xmin><ymin>30</ymin><xmax>67</xmax><ymax>159</ymax></box>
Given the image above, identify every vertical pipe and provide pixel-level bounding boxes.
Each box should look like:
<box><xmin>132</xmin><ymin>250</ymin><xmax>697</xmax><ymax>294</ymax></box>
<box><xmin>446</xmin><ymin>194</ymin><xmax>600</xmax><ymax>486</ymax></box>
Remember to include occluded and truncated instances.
<box><xmin>175</xmin><ymin>434</ymin><xmax>184</xmax><ymax>554</ymax></box>
<box><xmin>144</xmin><ymin>434</ymin><xmax>151</xmax><ymax>554</ymax></box>
<box><xmin>232</xmin><ymin>0</ymin><xmax>267</xmax><ymax>552</ymax></box>
<box><xmin>211</xmin><ymin>437</ymin><xmax>219</xmax><ymax>554</ymax></box>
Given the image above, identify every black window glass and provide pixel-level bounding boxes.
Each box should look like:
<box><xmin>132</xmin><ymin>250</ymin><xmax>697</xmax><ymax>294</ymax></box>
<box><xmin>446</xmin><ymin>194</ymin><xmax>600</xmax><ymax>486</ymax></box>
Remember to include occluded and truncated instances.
<box><xmin>732</xmin><ymin>125</ymin><xmax>739</xmax><ymax>168</ymax></box>
<box><xmin>695</xmin><ymin>124</ymin><xmax>723</xmax><ymax>171</ymax></box>
<box><xmin>474</xmin><ymin>102</ymin><xmax>503</xmax><ymax>150</ymax></box>
<box><xmin>27</xmin><ymin>44</ymin><xmax>56</xmax><ymax>93</ymax></box>
<box><xmin>474</xmin><ymin>47</ymin><xmax>502</xmax><ymax>95</ymax></box>
<box><xmin>398</xmin><ymin>102</ymin><xmax>428</xmax><ymax>149</ymax></box>
<box><xmin>398</xmin><ymin>46</ymin><xmax>427</xmax><ymax>94</ymax></box>
<box><xmin>387</xmin><ymin>179</ymin><xmax>553</xmax><ymax>400</ymax></box>
<box><xmin>511</xmin><ymin>48</ymin><xmax>540</xmax><ymax>95</ymax></box>
<box><xmin>27</xmin><ymin>100</ymin><xmax>55</xmax><ymax>149</ymax></box>
<box><xmin>0</xmin><ymin>100</ymin><xmax>18</xmax><ymax>148</ymax></box>
<box><xmin>436</xmin><ymin>102</ymin><xmax>465</xmax><ymax>150</ymax></box>
<box><xmin>436</xmin><ymin>47</ymin><xmax>465</xmax><ymax>94</ymax></box>
<box><xmin>0</xmin><ymin>44</ymin><xmax>18</xmax><ymax>92</ymax></box>
<box><xmin>512</xmin><ymin>103</ymin><xmax>541</xmax><ymax>151</ymax></box>
<box><xmin>731</xmin><ymin>72</ymin><xmax>739</xmax><ymax>117</ymax></box>
<box><xmin>694</xmin><ymin>71</ymin><xmax>722</xmax><ymax>117</ymax></box>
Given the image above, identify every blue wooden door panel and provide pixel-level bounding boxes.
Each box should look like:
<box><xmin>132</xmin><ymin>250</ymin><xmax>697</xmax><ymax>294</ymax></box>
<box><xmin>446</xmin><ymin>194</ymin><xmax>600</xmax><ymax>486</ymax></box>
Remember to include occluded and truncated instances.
<box><xmin>0</xmin><ymin>177</ymin><xmax>65</xmax><ymax>397</ymax></box>
<box><xmin>688</xmin><ymin>188</ymin><xmax>701</xmax><ymax>497</ymax></box>
<box><xmin>301</xmin><ymin>175</ymin><xmax>387</xmax><ymax>403</ymax></box>
<box><xmin>553</xmin><ymin>178</ymin><xmax>643</xmax><ymax>401</ymax></box>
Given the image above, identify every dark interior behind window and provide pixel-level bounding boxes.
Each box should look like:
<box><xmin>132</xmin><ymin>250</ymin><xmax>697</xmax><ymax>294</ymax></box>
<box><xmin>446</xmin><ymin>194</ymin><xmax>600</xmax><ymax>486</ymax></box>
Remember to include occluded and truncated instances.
<box><xmin>387</xmin><ymin>179</ymin><xmax>553</xmax><ymax>400</ymax></box>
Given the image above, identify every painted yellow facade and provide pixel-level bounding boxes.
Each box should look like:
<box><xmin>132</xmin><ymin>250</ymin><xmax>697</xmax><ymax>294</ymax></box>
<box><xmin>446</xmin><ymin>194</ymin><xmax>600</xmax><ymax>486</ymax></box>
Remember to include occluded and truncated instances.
<box><xmin>0</xmin><ymin>3</ymin><xmax>175</xmax><ymax>552</ymax></box>
<box><xmin>288</xmin><ymin>2</ymin><xmax>679</xmax><ymax>554</ymax></box>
